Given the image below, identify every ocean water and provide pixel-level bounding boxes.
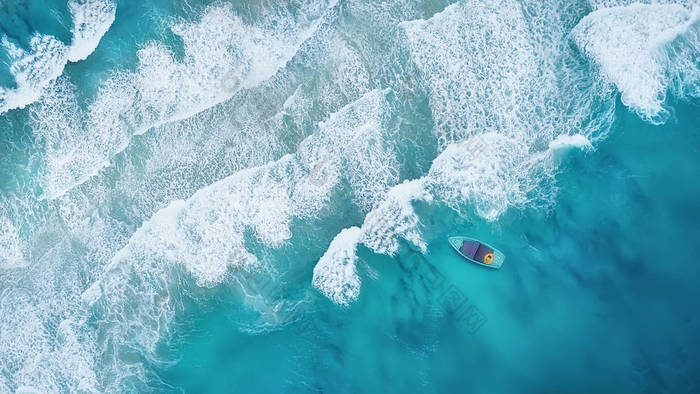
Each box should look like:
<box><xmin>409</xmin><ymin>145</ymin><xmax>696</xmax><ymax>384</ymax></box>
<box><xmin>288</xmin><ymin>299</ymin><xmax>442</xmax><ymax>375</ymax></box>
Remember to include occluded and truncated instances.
<box><xmin>0</xmin><ymin>0</ymin><xmax>699</xmax><ymax>392</ymax></box>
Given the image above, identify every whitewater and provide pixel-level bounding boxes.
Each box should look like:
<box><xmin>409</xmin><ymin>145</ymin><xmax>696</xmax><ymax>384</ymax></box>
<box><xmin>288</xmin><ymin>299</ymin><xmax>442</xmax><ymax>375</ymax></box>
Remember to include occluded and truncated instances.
<box><xmin>1</xmin><ymin>0</ymin><xmax>699</xmax><ymax>392</ymax></box>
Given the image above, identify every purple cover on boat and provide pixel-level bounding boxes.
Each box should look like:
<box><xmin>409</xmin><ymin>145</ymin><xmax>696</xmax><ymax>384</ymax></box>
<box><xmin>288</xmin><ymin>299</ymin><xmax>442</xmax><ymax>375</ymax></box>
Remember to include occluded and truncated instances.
<box><xmin>474</xmin><ymin>244</ymin><xmax>494</xmax><ymax>262</ymax></box>
<box><xmin>460</xmin><ymin>241</ymin><xmax>479</xmax><ymax>259</ymax></box>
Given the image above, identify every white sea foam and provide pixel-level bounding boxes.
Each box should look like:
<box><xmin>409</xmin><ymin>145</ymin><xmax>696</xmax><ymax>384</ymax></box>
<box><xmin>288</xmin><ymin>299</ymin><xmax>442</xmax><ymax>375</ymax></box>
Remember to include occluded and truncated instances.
<box><xmin>427</xmin><ymin>133</ymin><xmax>544</xmax><ymax>221</ymax></box>
<box><xmin>548</xmin><ymin>134</ymin><xmax>594</xmax><ymax>152</ymax></box>
<box><xmin>0</xmin><ymin>214</ymin><xmax>25</xmax><ymax>269</ymax></box>
<box><xmin>572</xmin><ymin>3</ymin><xmax>699</xmax><ymax>123</ymax></box>
<box><xmin>88</xmin><ymin>89</ymin><xmax>391</xmax><ymax>287</ymax></box>
<box><xmin>400</xmin><ymin>0</ymin><xmax>539</xmax><ymax>148</ymax></box>
<box><xmin>296</xmin><ymin>25</ymin><xmax>374</xmax><ymax>120</ymax></box>
<box><xmin>0</xmin><ymin>276</ymin><xmax>98</xmax><ymax>392</ymax></box>
<box><xmin>31</xmin><ymin>0</ymin><xmax>337</xmax><ymax>200</ymax></box>
<box><xmin>312</xmin><ymin>227</ymin><xmax>363</xmax><ymax>305</ymax></box>
<box><xmin>67</xmin><ymin>0</ymin><xmax>117</xmax><ymax>62</ymax></box>
<box><xmin>0</xmin><ymin>295</ymin><xmax>53</xmax><ymax>392</ymax></box>
<box><xmin>359</xmin><ymin>179</ymin><xmax>433</xmax><ymax>256</ymax></box>
<box><xmin>296</xmin><ymin>89</ymin><xmax>398</xmax><ymax>212</ymax></box>
<box><xmin>356</xmin><ymin>133</ymin><xmax>543</xmax><ymax>256</ymax></box>
<box><xmin>589</xmin><ymin>0</ymin><xmax>699</xmax><ymax>10</ymax></box>
<box><xmin>0</xmin><ymin>0</ymin><xmax>115</xmax><ymax>113</ymax></box>
<box><xmin>401</xmin><ymin>0</ymin><xmax>617</xmax><ymax>148</ymax></box>
<box><xmin>0</xmin><ymin>35</ymin><xmax>69</xmax><ymax>113</ymax></box>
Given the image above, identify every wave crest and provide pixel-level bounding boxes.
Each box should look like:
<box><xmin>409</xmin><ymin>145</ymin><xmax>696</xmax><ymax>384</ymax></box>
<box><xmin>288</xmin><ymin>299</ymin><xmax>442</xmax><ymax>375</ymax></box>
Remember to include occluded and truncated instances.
<box><xmin>312</xmin><ymin>227</ymin><xmax>363</xmax><ymax>306</ymax></box>
<box><xmin>0</xmin><ymin>0</ymin><xmax>115</xmax><ymax>113</ymax></box>
<box><xmin>572</xmin><ymin>3</ymin><xmax>699</xmax><ymax>123</ymax></box>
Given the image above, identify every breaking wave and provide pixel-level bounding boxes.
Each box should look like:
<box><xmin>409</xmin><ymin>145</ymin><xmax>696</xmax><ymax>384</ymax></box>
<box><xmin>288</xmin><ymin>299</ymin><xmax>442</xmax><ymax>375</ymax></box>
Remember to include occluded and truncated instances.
<box><xmin>314</xmin><ymin>132</ymin><xmax>591</xmax><ymax>304</ymax></box>
<box><xmin>313</xmin><ymin>0</ymin><xmax>616</xmax><ymax>304</ymax></box>
<box><xmin>31</xmin><ymin>0</ymin><xmax>337</xmax><ymax>199</ymax></box>
<box><xmin>0</xmin><ymin>0</ymin><xmax>115</xmax><ymax>113</ymax></box>
<box><xmin>572</xmin><ymin>2</ymin><xmax>700</xmax><ymax>123</ymax></box>
<box><xmin>312</xmin><ymin>227</ymin><xmax>363</xmax><ymax>306</ymax></box>
<box><xmin>66</xmin><ymin>0</ymin><xmax>117</xmax><ymax>62</ymax></box>
<box><xmin>79</xmin><ymin>89</ymin><xmax>401</xmax><ymax>388</ymax></box>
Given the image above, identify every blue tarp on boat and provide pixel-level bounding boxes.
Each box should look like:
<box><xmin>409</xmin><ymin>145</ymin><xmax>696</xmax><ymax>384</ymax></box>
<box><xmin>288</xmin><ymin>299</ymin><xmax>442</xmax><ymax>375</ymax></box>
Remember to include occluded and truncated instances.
<box><xmin>460</xmin><ymin>241</ymin><xmax>479</xmax><ymax>259</ymax></box>
<box><xmin>460</xmin><ymin>241</ymin><xmax>494</xmax><ymax>262</ymax></box>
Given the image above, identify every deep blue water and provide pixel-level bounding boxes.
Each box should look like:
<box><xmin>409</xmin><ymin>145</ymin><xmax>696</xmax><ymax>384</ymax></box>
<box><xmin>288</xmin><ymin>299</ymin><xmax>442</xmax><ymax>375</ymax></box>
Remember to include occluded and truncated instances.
<box><xmin>0</xmin><ymin>0</ymin><xmax>699</xmax><ymax>393</ymax></box>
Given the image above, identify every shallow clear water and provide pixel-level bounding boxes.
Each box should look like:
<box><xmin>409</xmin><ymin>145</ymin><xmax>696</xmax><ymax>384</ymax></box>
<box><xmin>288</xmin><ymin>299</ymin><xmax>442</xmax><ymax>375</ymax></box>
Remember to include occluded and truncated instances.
<box><xmin>0</xmin><ymin>0</ymin><xmax>699</xmax><ymax>392</ymax></box>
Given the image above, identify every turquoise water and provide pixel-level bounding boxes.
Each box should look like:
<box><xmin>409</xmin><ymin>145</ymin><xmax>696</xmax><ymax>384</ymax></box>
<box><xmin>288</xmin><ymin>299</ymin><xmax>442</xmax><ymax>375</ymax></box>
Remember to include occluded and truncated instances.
<box><xmin>1</xmin><ymin>0</ymin><xmax>699</xmax><ymax>392</ymax></box>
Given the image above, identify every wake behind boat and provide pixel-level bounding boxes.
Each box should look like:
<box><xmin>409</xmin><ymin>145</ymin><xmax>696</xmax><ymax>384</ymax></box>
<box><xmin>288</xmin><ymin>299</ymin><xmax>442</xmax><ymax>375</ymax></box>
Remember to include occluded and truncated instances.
<box><xmin>448</xmin><ymin>236</ymin><xmax>505</xmax><ymax>269</ymax></box>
